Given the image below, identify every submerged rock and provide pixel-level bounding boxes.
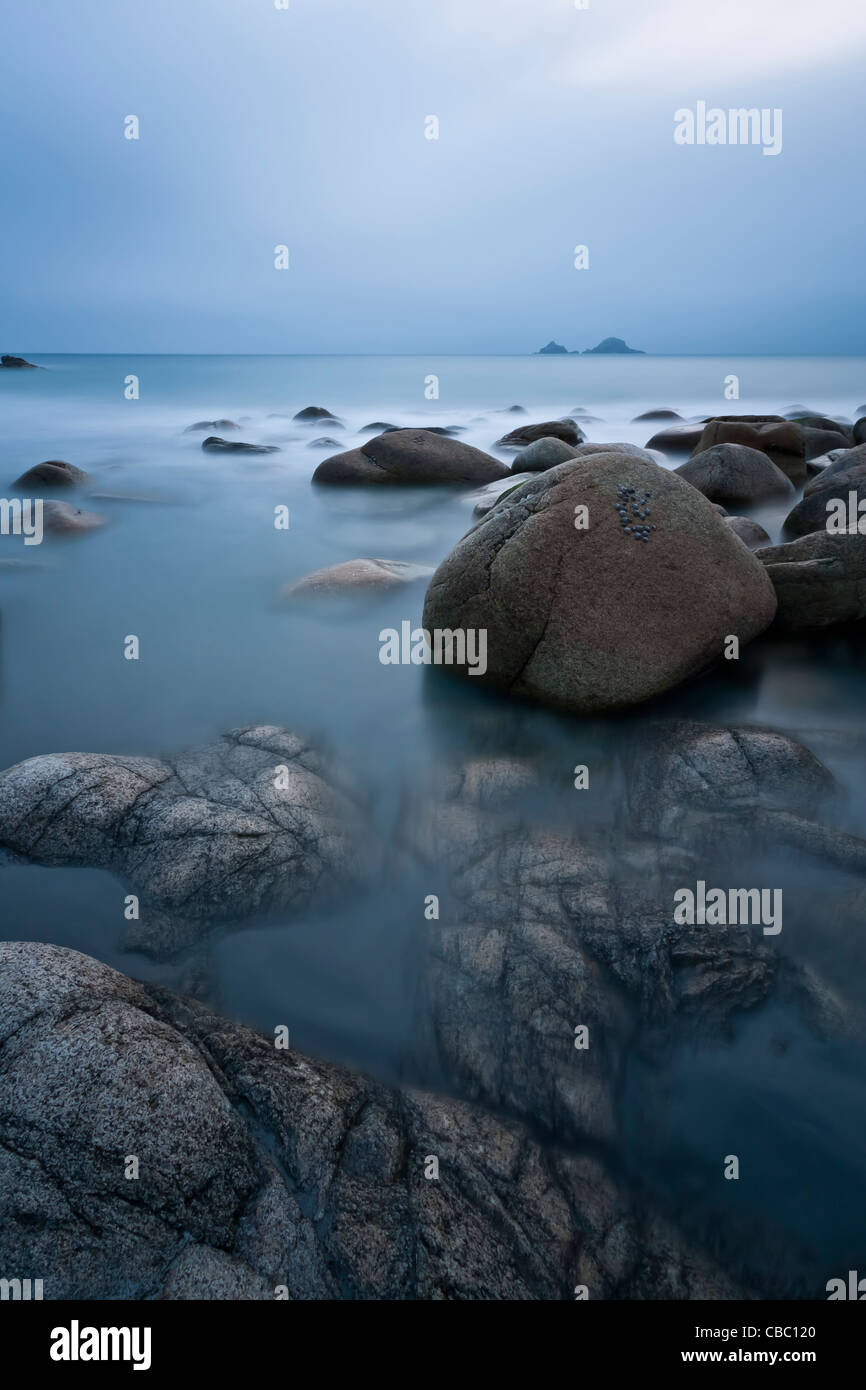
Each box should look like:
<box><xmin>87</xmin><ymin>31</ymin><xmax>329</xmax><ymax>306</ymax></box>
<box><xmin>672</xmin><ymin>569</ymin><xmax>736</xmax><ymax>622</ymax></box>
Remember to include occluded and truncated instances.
<box><xmin>307</xmin><ymin>436</ymin><xmax>342</xmax><ymax>449</ymax></box>
<box><xmin>201</xmin><ymin>437</ymin><xmax>280</xmax><ymax>455</ymax></box>
<box><xmin>40</xmin><ymin>501</ymin><xmax>106</xmax><ymax>534</ymax></box>
<box><xmin>11</xmin><ymin>460</ymin><xmax>89</xmax><ymax>491</ymax></box>
<box><xmin>632</xmin><ymin>409</ymin><xmax>682</xmax><ymax>422</ymax></box>
<box><xmin>313</xmin><ymin>429</ymin><xmax>507</xmax><ymax>486</ymax></box>
<box><xmin>0</xmin><ymin>726</ymin><xmax>371</xmax><ymax>957</ymax></box>
<box><xmin>495</xmin><ymin>419</ymin><xmax>584</xmax><ymax>449</ymax></box>
<box><xmin>0</xmin><ymin>941</ymin><xmax>738</xmax><ymax>1300</ymax></box>
<box><xmin>757</xmin><ymin>530</ymin><xmax>866</xmax><ymax>630</ymax></box>
<box><xmin>421</xmin><ymin>453</ymin><xmax>777</xmax><ymax>713</ymax></box>
<box><xmin>184</xmin><ymin>420</ymin><xmax>239</xmax><ymax>433</ymax></box>
<box><xmin>281</xmin><ymin>557</ymin><xmax>434</xmax><ymax>598</ymax></box>
<box><xmin>676</xmin><ymin>444</ymin><xmax>793</xmax><ymax>503</ymax></box>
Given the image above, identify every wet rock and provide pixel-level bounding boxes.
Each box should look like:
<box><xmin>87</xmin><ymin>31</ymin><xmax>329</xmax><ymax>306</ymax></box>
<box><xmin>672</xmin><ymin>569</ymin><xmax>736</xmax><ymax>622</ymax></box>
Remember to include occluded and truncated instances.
<box><xmin>11</xmin><ymin>460</ymin><xmax>89</xmax><ymax>491</ymax></box>
<box><xmin>632</xmin><ymin>410</ymin><xmax>683</xmax><ymax>422</ymax></box>
<box><xmin>803</xmin><ymin>427</ymin><xmax>854</xmax><ymax>460</ymax></box>
<box><xmin>201</xmin><ymin>437</ymin><xmax>280</xmax><ymax>455</ymax></box>
<box><xmin>495</xmin><ymin>419</ymin><xmax>584</xmax><ymax>449</ymax></box>
<box><xmin>756</xmin><ymin>529</ymin><xmax>866</xmax><ymax>630</ymax></box>
<box><xmin>573</xmin><ymin>442</ymin><xmax>659</xmax><ymax>464</ymax></box>
<box><xmin>855</xmin><ymin>417</ymin><xmax>866</xmax><ymax>445</ymax></box>
<box><xmin>184</xmin><ymin>420</ymin><xmax>239</xmax><ymax>433</ymax></box>
<box><xmin>784</xmin><ymin>461</ymin><xmax>866</xmax><ymax>537</ymax></box>
<box><xmin>644</xmin><ymin>424</ymin><xmax>705</xmax><ymax>455</ymax></box>
<box><xmin>690</xmin><ymin>418</ymin><xmax>806</xmax><ymax>485</ymax></box>
<box><xmin>281</xmin><ymin>558</ymin><xmax>434</xmax><ymax>598</ymax></box>
<box><xmin>469</xmin><ymin>473</ymin><xmax>536</xmax><ymax>517</ymax></box>
<box><xmin>787</xmin><ymin>415</ymin><xmax>853</xmax><ymax>443</ymax></box>
<box><xmin>0</xmin><ymin>726</ymin><xmax>371</xmax><ymax>958</ymax></box>
<box><xmin>0</xmin><ymin>941</ymin><xmax>737</xmax><ymax>1300</ymax></box>
<box><xmin>0</xmin><ymin>354</ymin><xmax>39</xmax><ymax>369</ymax></box>
<box><xmin>421</xmin><ymin>453</ymin><xmax>777</xmax><ymax>713</ymax></box>
<box><xmin>802</xmin><ymin>443</ymin><xmax>866</xmax><ymax>493</ymax></box>
<box><xmin>510</xmin><ymin>436</ymin><xmax>578</xmax><ymax>472</ymax></box>
<box><xmin>313</xmin><ymin>430</ymin><xmax>507</xmax><ymax>486</ymax></box>
<box><xmin>293</xmin><ymin>406</ymin><xmax>339</xmax><ymax>422</ymax></box>
<box><xmin>676</xmin><ymin>444</ymin><xmax>793</xmax><ymax>503</ymax></box>
<box><xmin>724</xmin><ymin>516</ymin><xmax>772</xmax><ymax>550</ymax></box>
<box><xmin>307</xmin><ymin>436</ymin><xmax>342</xmax><ymax>449</ymax></box>
<box><xmin>360</xmin><ymin>421</ymin><xmax>398</xmax><ymax>433</ymax></box>
<box><xmin>41</xmin><ymin>501</ymin><xmax>106</xmax><ymax>534</ymax></box>
<box><xmin>500</xmin><ymin>404</ymin><xmax>526</xmax><ymax>414</ymax></box>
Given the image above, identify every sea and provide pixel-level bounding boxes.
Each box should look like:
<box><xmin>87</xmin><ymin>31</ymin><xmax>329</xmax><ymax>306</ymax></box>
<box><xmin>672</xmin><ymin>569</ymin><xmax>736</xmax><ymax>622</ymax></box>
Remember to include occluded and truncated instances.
<box><xmin>2</xmin><ymin>352</ymin><xmax>866</xmax><ymax>1295</ymax></box>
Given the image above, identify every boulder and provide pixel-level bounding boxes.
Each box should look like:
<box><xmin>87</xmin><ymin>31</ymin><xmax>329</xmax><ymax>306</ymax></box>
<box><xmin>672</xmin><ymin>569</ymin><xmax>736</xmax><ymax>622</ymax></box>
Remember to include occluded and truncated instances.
<box><xmin>494</xmin><ymin>419</ymin><xmax>584</xmax><ymax>449</ymax></box>
<box><xmin>632</xmin><ymin>409</ymin><xmax>683</xmax><ymax>422</ymax></box>
<box><xmin>184</xmin><ymin>420</ymin><xmax>239</xmax><ymax>433</ymax></box>
<box><xmin>359</xmin><ymin>421</ymin><xmax>398</xmax><ymax>433</ymax></box>
<box><xmin>469</xmin><ymin>473</ymin><xmax>536</xmax><ymax>517</ymax></box>
<box><xmin>313</xmin><ymin>429</ymin><xmax>507</xmax><ymax>486</ymax></box>
<box><xmin>509</xmin><ymin>436</ymin><xmax>577</xmax><ymax>472</ymax></box>
<box><xmin>756</xmin><ymin>530</ymin><xmax>866</xmax><ymax>629</ymax></box>
<box><xmin>855</xmin><ymin>417</ymin><xmax>866</xmax><ymax>445</ymax></box>
<box><xmin>573</xmin><ymin>442</ymin><xmax>659</xmax><ymax>464</ymax></box>
<box><xmin>787</xmin><ymin>415</ymin><xmax>853</xmax><ymax>441</ymax></box>
<box><xmin>307</xmin><ymin>437</ymin><xmax>342</xmax><ymax>449</ymax></box>
<box><xmin>281</xmin><ymin>558</ymin><xmax>434</xmax><ymax>598</ymax></box>
<box><xmin>0</xmin><ymin>941</ymin><xmax>737</xmax><ymax>1300</ymax></box>
<box><xmin>644</xmin><ymin>424</ymin><xmax>704</xmax><ymax>455</ymax></box>
<box><xmin>725</xmin><ymin>516</ymin><xmax>772</xmax><ymax>550</ymax></box>
<box><xmin>293</xmin><ymin>406</ymin><xmax>338</xmax><ymax>422</ymax></box>
<box><xmin>784</xmin><ymin>462</ymin><xmax>866</xmax><ymax>537</ymax></box>
<box><xmin>675</xmin><ymin>444</ymin><xmax>793</xmax><ymax>503</ymax></box>
<box><xmin>41</xmin><ymin>501</ymin><xmax>106</xmax><ymax>534</ymax></box>
<box><xmin>802</xmin><ymin>443</ymin><xmax>866</xmax><ymax>493</ymax></box>
<box><xmin>421</xmin><ymin>453</ymin><xmax>777</xmax><ymax>713</ymax></box>
<box><xmin>690</xmin><ymin>418</ymin><xmax>806</xmax><ymax>485</ymax></box>
<box><xmin>0</xmin><ymin>726</ymin><xmax>371</xmax><ymax>958</ymax></box>
<box><xmin>803</xmin><ymin>427</ymin><xmax>853</xmax><ymax>460</ymax></box>
<box><xmin>11</xmin><ymin>460</ymin><xmax>88</xmax><ymax>490</ymax></box>
<box><xmin>202</xmin><ymin>437</ymin><xmax>280</xmax><ymax>454</ymax></box>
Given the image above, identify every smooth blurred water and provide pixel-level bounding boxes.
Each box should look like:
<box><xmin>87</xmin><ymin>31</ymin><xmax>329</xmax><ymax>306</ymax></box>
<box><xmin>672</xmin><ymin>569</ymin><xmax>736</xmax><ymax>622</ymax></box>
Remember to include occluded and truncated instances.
<box><xmin>2</xmin><ymin>354</ymin><xmax>866</xmax><ymax>1294</ymax></box>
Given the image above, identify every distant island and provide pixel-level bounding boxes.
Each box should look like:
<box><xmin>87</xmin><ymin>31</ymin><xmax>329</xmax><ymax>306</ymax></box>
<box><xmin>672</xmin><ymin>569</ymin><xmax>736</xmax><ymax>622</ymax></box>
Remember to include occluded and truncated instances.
<box><xmin>536</xmin><ymin>337</ymin><xmax>645</xmax><ymax>356</ymax></box>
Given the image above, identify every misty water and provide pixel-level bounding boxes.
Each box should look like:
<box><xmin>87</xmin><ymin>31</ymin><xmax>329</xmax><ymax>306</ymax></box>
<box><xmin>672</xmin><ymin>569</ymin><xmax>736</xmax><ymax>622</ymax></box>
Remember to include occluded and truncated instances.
<box><xmin>2</xmin><ymin>353</ymin><xmax>866</xmax><ymax>1296</ymax></box>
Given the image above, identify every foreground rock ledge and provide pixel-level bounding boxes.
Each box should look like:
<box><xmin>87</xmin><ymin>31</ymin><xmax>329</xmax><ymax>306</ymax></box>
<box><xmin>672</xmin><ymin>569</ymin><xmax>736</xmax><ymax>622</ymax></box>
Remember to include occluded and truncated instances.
<box><xmin>422</xmin><ymin>454</ymin><xmax>777</xmax><ymax>713</ymax></box>
<box><xmin>0</xmin><ymin>942</ymin><xmax>737</xmax><ymax>1300</ymax></box>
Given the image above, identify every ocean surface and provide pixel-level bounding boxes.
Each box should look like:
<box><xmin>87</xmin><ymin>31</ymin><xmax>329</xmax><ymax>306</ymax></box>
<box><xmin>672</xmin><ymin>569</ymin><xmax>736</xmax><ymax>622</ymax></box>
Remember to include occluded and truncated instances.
<box><xmin>2</xmin><ymin>353</ymin><xmax>866</xmax><ymax>1295</ymax></box>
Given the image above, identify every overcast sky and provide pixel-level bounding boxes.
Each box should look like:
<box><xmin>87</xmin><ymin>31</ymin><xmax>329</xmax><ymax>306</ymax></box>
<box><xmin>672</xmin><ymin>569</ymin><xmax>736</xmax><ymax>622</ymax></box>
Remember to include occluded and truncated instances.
<box><xmin>1</xmin><ymin>0</ymin><xmax>864</xmax><ymax>354</ymax></box>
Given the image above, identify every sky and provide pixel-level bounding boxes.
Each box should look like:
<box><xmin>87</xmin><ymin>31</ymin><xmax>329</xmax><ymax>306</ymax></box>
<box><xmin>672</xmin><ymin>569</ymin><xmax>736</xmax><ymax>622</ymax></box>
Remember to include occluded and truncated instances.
<box><xmin>1</xmin><ymin>0</ymin><xmax>864</xmax><ymax>355</ymax></box>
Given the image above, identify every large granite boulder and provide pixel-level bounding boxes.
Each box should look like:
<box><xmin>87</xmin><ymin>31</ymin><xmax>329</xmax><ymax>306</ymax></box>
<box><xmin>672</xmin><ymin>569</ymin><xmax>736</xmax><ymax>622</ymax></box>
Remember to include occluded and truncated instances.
<box><xmin>11</xmin><ymin>460</ymin><xmax>88</xmax><ymax>491</ymax></box>
<box><xmin>313</xmin><ymin>430</ymin><xmax>507</xmax><ymax>486</ymax></box>
<box><xmin>509</xmin><ymin>436</ymin><xmax>578</xmax><ymax>472</ymax></box>
<box><xmin>421</xmin><ymin>454</ymin><xmax>777</xmax><ymax>713</ymax></box>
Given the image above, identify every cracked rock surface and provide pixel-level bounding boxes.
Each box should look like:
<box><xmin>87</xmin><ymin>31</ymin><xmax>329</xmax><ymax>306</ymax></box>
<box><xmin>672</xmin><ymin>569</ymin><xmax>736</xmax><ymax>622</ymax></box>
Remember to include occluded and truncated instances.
<box><xmin>0</xmin><ymin>941</ymin><xmax>738</xmax><ymax>1300</ymax></box>
<box><xmin>0</xmin><ymin>726</ymin><xmax>371</xmax><ymax>958</ymax></box>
